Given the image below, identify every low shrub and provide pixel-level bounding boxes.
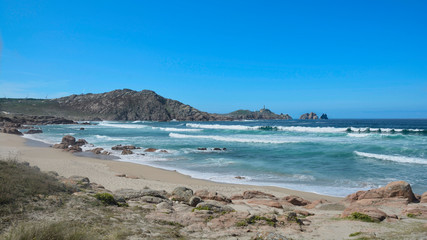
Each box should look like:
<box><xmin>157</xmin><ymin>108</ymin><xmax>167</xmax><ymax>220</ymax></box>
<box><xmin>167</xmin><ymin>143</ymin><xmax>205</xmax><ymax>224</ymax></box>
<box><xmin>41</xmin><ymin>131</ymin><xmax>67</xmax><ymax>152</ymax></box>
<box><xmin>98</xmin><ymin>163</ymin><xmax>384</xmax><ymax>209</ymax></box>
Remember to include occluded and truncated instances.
<box><xmin>94</xmin><ymin>193</ymin><xmax>118</xmax><ymax>206</ymax></box>
<box><xmin>348</xmin><ymin>212</ymin><xmax>375</xmax><ymax>222</ymax></box>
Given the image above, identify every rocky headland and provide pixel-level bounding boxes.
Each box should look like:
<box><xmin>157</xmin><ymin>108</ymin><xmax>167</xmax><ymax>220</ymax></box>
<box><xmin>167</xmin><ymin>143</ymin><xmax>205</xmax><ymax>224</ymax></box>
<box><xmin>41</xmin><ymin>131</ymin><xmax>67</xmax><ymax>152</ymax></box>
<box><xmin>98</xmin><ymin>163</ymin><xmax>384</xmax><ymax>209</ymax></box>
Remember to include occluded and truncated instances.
<box><xmin>0</xmin><ymin>89</ymin><xmax>326</xmax><ymax>121</ymax></box>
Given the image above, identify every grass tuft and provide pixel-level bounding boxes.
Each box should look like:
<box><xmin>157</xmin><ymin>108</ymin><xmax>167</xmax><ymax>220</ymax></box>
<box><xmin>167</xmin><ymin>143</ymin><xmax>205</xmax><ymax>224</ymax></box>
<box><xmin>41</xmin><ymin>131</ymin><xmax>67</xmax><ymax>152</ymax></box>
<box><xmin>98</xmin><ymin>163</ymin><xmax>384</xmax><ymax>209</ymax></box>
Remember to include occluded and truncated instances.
<box><xmin>94</xmin><ymin>193</ymin><xmax>118</xmax><ymax>206</ymax></box>
<box><xmin>349</xmin><ymin>231</ymin><xmax>363</xmax><ymax>237</ymax></box>
<box><xmin>348</xmin><ymin>212</ymin><xmax>375</xmax><ymax>222</ymax></box>
<box><xmin>2</xmin><ymin>221</ymin><xmax>99</xmax><ymax>240</ymax></box>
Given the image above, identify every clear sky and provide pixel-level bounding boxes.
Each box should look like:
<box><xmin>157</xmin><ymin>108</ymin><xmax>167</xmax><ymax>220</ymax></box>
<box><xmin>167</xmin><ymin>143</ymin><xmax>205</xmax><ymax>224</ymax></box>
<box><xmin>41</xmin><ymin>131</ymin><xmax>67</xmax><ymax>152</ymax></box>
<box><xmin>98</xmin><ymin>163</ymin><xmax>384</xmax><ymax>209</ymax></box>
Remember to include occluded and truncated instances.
<box><xmin>0</xmin><ymin>0</ymin><xmax>426</xmax><ymax>118</ymax></box>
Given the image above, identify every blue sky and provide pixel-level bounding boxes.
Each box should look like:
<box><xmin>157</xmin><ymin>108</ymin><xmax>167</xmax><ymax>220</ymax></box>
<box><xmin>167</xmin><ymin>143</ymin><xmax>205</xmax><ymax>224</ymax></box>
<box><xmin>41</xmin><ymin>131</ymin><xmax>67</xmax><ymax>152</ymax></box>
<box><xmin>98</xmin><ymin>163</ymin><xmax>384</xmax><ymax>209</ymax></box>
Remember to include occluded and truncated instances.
<box><xmin>0</xmin><ymin>0</ymin><xmax>426</xmax><ymax>118</ymax></box>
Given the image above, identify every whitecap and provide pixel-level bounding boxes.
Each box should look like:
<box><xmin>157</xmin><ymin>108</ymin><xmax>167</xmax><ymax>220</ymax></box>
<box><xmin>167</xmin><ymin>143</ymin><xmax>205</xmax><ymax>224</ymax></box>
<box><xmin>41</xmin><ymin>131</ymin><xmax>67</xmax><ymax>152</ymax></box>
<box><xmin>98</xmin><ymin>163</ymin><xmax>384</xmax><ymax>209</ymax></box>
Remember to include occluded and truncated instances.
<box><xmin>169</xmin><ymin>133</ymin><xmax>298</xmax><ymax>144</ymax></box>
<box><xmin>354</xmin><ymin>151</ymin><xmax>427</xmax><ymax>165</ymax></box>
<box><xmin>153</xmin><ymin>127</ymin><xmax>203</xmax><ymax>132</ymax></box>
<box><xmin>186</xmin><ymin>123</ymin><xmax>258</xmax><ymax>130</ymax></box>
<box><xmin>276</xmin><ymin>126</ymin><xmax>348</xmax><ymax>133</ymax></box>
<box><xmin>94</xmin><ymin>135</ymin><xmax>126</xmax><ymax>141</ymax></box>
<box><xmin>347</xmin><ymin>133</ymin><xmax>370</xmax><ymax>138</ymax></box>
<box><xmin>98</xmin><ymin>122</ymin><xmax>148</xmax><ymax>129</ymax></box>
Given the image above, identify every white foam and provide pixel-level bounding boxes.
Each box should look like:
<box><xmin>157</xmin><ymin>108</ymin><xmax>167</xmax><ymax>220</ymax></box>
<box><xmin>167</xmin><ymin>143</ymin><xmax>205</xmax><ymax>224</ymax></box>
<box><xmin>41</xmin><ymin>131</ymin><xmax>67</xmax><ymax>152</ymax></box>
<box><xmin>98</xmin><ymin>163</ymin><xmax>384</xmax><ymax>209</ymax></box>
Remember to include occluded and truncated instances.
<box><xmin>94</xmin><ymin>135</ymin><xmax>126</xmax><ymax>141</ymax></box>
<box><xmin>98</xmin><ymin>122</ymin><xmax>148</xmax><ymax>129</ymax></box>
<box><xmin>22</xmin><ymin>134</ymin><xmax>57</xmax><ymax>145</ymax></box>
<box><xmin>276</xmin><ymin>126</ymin><xmax>348</xmax><ymax>133</ymax></box>
<box><xmin>354</xmin><ymin>151</ymin><xmax>427</xmax><ymax>165</ymax></box>
<box><xmin>153</xmin><ymin>127</ymin><xmax>203</xmax><ymax>132</ymax></box>
<box><xmin>169</xmin><ymin>133</ymin><xmax>298</xmax><ymax>144</ymax></box>
<box><xmin>186</xmin><ymin>123</ymin><xmax>258</xmax><ymax>130</ymax></box>
<box><xmin>347</xmin><ymin>133</ymin><xmax>370</xmax><ymax>138</ymax></box>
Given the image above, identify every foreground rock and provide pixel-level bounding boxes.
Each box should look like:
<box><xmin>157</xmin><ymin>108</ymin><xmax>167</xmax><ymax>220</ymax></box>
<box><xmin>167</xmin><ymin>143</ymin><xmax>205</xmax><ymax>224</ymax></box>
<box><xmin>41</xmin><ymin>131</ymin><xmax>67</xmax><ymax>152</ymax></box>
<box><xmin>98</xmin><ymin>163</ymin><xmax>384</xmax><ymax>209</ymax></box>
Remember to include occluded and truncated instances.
<box><xmin>1</xmin><ymin>163</ymin><xmax>426</xmax><ymax>240</ymax></box>
<box><xmin>52</xmin><ymin>135</ymin><xmax>88</xmax><ymax>153</ymax></box>
<box><xmin>194</xmin><ymin>190</ymin><xmax>232</xmax><ymax>203</ymax></box>
<box><xmin>341</xmin><ymin>206</ymin><xmax>388</xmax><ymax>222</ymax></box>
<box><xmin>345</xmin><ymin>181</ymin><xmax>417</xmax><ymax>203</ymax></box>
<box><xmin>1</xmin><ymin>127</ymin><xmax>23</xmax><ymax>135</ymax></box>
<box><xmin>25</xmin><ymin>129</ymin><xmax>43</xmax><ymax>134</ymax></box>
<box><xmin>421</xmin><ymin>192</ymin><xmax>427</xmax><ymax>203</ymax></box>
<box><xmin>341</xmin><ymin>180</ymin><xmax>427</xmax><ymax>223</ymax></box>
<box><xmin>172</xmin><ymin>187</ymin><xmax>193</xmax><ymax>202</ymax></box>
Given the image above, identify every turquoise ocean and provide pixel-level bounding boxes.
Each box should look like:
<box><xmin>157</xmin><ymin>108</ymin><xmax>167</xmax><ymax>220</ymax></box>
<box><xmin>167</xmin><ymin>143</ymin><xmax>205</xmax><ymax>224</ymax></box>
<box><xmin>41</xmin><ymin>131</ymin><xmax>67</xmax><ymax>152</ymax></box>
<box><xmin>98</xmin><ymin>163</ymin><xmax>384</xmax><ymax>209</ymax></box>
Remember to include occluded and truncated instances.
<box><xmin>23</xmin><ymin>119</ymin><xmax>427</xmax><ymax>197</ymax></box>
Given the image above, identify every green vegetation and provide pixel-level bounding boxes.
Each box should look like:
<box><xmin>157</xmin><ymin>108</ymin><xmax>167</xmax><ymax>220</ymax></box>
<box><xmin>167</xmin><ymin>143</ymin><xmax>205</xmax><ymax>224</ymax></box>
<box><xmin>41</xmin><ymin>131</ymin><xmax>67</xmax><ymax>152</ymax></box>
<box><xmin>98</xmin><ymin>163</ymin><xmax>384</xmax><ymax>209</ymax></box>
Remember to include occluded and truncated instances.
<box><xmin>236</xmin><ymin>215</ymin><xmax>276</xmax><ymax>227</ymax></box>
<box><xmin>192</xmin><ymin>205</ymin><xmax>212</xmax><ymax>212</ymax></box>
<box><xmin>406</xmin><ymin>213</ymin><xmax>417</xmax><ymax>218</ymax></box>
<box><xmin>94</xmin><ymin>193</ymin><xmax>118</xmax><ymax>206</ymax></box>
<box><xmin>349</xmin><ymin>231</ymin><xmax>363</xmax><ymax>237</ymax></box>
<box><xmin>0</xmin><ymin>98</ymin><xmax>98</xmax><ymax>120</ymax></box>
<box><xmin>348</xmin><ymin>212</ymin><xmax>375</xmax><ymax>222</ymax></box>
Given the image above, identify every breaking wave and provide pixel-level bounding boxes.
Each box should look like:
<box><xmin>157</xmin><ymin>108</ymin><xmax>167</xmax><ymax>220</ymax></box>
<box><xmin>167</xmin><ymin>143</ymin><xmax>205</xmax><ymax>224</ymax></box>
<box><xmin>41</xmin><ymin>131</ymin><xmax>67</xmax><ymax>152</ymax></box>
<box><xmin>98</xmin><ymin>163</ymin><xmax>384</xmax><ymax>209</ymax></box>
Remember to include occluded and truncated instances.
<box><xmin>169</xmin><ymin>133</ymin><xmax>299</xmax><ymax>144</ymax></box>
<box><xmin>94</xmin><ymin>135</ymin><xmax>126</xmax><ymax>141</ymax></box>
<box><xmin>153</xmin><ymin>127</ymin><xmax>203</xmax><ymax>132</ymax></box>
<box><xmin>186</xmin><ymin>123</ymin><xmax>426</xmax><ymax>135</ymax></box>
<box><xmin>186</xmin><ymin>123</ymin><xmax>257</xmax><ymax>130</ymax></box>
<box><xmin>98</xmin><ymin>122</ymin><xmax>149</xmax><ymax>129</ymax></box>
<box><xmin>354</xmin><ymin>151</ymin><xmax>427</xmax><ymax>165</ymax></box>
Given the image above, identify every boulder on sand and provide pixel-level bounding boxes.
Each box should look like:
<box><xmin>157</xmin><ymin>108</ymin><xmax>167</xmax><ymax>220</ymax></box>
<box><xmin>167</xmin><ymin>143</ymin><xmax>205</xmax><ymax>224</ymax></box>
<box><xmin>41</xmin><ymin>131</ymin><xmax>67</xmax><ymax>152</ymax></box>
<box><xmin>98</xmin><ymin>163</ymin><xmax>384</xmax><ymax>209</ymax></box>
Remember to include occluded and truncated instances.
<box><xmin>61</xmin><ymin>135</ymin><xmax>76</xmax><ymax>146</ymax></box>
<box><xmin>345</xmin><ymin>181</ymin><xmax>417</xmax><ymax>203</ymax></box>
<box><xmin>341</xmin><ymin>206</ymin><xmax>388</xmax><ymax>222</ymax></box>
<box><xmin>1</xmin><ymin>127</ymin><xmax>23</xmax><ymax>135</ymax></box>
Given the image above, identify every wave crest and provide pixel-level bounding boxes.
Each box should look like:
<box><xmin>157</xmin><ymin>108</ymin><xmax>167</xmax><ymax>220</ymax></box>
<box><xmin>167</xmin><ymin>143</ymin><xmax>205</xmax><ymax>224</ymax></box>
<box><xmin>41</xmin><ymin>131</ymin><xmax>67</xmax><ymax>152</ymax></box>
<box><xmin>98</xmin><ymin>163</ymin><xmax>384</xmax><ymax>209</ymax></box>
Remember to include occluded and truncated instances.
<box><xmin>169</xmin><ymin>133</ymin><xmax>298</xmax><ymax>144</ymax></box>
<box><xmin>354</xmin><ymin>151</ymin><xmax>427</xmax><ymax>165</ymax></box>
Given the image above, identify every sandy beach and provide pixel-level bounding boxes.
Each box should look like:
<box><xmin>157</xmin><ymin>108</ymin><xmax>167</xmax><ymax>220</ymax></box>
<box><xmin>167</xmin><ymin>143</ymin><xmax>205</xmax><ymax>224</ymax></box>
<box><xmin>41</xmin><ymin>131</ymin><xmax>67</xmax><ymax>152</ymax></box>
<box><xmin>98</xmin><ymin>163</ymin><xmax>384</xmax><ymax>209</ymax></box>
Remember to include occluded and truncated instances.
<box><xmin>0</xmin><ymin>133</ymin><xmax>340</xmax><ymax>202</ymax></box>
<box><xmin>1</xmin><ymin>132</ymin><xmax>427</xmax><ymax>239</ymax></box>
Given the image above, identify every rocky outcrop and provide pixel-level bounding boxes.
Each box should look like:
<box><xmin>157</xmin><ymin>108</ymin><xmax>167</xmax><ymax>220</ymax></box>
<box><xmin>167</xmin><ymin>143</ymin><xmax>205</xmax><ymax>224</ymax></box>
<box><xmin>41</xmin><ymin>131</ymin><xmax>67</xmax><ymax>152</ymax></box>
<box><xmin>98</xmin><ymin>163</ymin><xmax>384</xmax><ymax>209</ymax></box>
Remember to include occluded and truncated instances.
<box><xmin>1</xmin><ymin>127</ymin><xmax>23</xmax><ymax>135</ymax></box>
<box><xmin>320</xmin><ymin>113</ymin><xmax>328</xmax><ymax>119</ymax></box>
<box><xmin>421</xmin><ymin>192</ymin><xmax>427</xmax><ymax>203</ymax></box>
<box><xmin>171</xmin><ymin>187</ymin><xmax>194</xmax><ymax>202</ymax></box>
<box><xmin>226</xmin><ymin>108</ymin><xmax>292</xmax><ymax>120</ymax></box>
<box><xmin>345</xmin><ymin>181</ymin><xmax>417</xmax><ymax>203</ymax></box>
<box><xmin>284</xmin><ymin>195</ymin><xmax>311</xmax><ymax>206</ymax></box>
<box><xmin>25</xmin><ymin>129</ymin><xmax>43</xmax><ymax>134</ymax></box>
<box><xmin>53</xmin><ymin>135</ymin><xmax>87</xmax><ymax>153</ymax></box>
<box><xmin>111</xmin><ymin>145</ymin><xmax>140</xmax><ymax>151</ymax></box>
<box><xmin>341</xmin><ymin>206</ymin><xmax>388</xmax><ymax>222</ymax></box>
<box><xmin>194</xmin><ymin>190</ymin><xmax>232</xmax><ymax>203</ymax></box>
<box><xmin>0</xmin><ymin>113</ymin><xmax>75</xmax><ymax>127</ymax></box>
<box><xmin>299</xmin><ymin>112</ymin><xmax>318</xmax><ymax>120</ymax></box>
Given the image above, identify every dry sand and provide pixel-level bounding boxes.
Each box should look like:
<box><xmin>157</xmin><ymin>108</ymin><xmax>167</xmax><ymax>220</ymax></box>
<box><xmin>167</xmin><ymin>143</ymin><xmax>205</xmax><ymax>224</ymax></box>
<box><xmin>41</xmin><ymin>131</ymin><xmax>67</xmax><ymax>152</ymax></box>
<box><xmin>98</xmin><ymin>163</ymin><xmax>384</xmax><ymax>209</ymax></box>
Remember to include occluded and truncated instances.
<box><xmin>0</xmin><ymin>133</ymin><xmax>340</xmax><ymax>202</ymax></box>
<box><xmin>2</xmin><ymin>133</ymin><xmax>426</xmax><ymax>239</ymax></box>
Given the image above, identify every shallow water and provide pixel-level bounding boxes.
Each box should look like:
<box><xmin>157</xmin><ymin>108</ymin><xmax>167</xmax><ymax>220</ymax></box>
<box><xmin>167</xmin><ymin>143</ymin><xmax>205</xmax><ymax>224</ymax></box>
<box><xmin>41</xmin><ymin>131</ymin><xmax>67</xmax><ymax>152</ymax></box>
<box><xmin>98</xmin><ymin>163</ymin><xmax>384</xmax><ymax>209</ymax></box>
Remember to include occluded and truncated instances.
<box><xmin>24</xmin><ymin>119</ymin><xmax>427</xmax><ymax>197</ymax></box>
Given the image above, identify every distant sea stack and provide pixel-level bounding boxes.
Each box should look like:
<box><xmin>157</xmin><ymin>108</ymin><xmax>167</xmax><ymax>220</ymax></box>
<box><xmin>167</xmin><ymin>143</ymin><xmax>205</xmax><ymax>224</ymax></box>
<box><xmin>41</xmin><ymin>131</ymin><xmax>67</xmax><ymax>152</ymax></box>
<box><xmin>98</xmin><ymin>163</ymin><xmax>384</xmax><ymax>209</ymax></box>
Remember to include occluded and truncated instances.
<box><xmin>320</xmin><ymin>113</ymin><xmax>328</xmax><ymax>119</ymax></box>
<box><xmin>299</xmin><ymin>112</ymin><xmax>319</xmax><ymax>120</ymax></box>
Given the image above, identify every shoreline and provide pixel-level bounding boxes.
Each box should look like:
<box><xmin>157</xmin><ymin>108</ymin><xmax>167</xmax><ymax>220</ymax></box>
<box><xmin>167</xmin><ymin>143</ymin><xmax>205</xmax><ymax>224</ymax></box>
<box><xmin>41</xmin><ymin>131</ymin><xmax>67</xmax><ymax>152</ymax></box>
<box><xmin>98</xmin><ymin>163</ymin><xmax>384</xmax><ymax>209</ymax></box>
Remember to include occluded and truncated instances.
<box><xmin>0</xmin><ymin>133</ymin><xmax>341</xmax><ymax>202</ymax></box>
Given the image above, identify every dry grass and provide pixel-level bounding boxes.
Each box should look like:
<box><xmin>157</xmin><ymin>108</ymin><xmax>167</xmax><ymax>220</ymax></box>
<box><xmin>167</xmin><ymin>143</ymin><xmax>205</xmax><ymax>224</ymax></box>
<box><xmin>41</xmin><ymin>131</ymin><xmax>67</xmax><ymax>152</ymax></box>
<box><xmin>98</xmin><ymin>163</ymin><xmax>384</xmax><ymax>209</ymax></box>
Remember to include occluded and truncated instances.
<box><xmin>0</xmin><ymin>157</ymin><xmax>71</xmax><ymax>216</ymax></box>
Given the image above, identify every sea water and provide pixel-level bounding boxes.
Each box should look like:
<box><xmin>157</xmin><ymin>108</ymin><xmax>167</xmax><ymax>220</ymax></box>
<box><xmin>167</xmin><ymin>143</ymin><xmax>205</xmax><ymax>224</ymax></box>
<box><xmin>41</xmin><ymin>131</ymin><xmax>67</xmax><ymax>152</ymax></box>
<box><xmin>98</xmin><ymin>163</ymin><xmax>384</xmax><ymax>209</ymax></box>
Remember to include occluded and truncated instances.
<box><xmin>23</xmin><ymin>119</ymin><xmax>427</xmax><ymax>197</ymax></box>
